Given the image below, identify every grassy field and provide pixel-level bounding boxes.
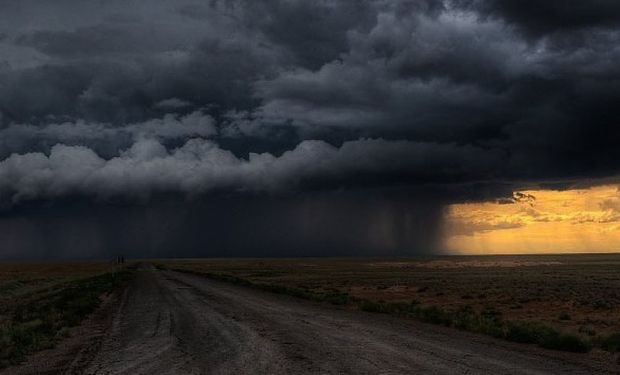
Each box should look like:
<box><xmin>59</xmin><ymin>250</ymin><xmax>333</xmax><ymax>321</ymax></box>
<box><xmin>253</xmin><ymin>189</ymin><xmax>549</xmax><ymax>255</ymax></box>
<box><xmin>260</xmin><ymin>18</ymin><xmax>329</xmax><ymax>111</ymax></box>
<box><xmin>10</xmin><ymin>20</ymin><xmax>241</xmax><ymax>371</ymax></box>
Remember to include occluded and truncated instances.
<box><xmin>158</xmin><ymin>254</ymin><xmax>620</xmax><ymax>353</ymax></box>
<box><xmin>0</xmin><ymin>262</ymin><xmax>134</xmax><ymax>368</ymax></box>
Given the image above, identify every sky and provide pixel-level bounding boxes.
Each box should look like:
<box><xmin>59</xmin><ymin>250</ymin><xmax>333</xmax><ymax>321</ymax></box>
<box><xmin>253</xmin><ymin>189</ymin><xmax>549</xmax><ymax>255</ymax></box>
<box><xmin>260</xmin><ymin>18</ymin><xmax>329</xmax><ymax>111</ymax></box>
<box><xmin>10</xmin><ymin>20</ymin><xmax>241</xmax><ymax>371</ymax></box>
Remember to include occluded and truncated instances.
<box><xmin>444</xmin><ymin>185</ymin><xmax>620</xmax><ymax>254</ymax></box>
<box><xmin>0</xmin><ymin>0</ymin><xmax>619</xmax><ymax>258</ymax></box>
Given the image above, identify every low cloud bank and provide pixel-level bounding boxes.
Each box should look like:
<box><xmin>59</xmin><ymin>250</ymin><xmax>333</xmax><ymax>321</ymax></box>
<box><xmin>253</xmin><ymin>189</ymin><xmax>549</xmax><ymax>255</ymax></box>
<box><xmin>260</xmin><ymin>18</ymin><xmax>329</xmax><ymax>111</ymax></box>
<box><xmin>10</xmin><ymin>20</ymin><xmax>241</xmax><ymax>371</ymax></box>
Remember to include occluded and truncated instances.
<box><xmin>0</xmin><ymin>136</ymin><xmax>501</xmax><ymax>206</ymax></box>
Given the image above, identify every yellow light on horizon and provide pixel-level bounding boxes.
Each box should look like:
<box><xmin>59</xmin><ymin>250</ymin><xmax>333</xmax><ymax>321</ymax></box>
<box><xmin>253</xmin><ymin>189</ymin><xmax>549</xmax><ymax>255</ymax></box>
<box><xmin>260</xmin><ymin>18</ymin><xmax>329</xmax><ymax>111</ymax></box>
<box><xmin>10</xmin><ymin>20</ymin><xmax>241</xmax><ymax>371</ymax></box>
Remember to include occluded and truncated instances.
<box><xmin>443</xmin><ymin>185</ymin><xmax>620</xmax><ymax>254</ymax></box>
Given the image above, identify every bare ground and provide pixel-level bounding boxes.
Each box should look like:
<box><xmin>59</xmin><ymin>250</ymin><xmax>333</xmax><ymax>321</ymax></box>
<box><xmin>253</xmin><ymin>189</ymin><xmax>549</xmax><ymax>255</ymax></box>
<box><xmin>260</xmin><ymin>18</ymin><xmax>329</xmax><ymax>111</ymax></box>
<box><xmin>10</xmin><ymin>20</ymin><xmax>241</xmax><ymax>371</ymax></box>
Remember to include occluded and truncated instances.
<box><xmin>3</xmin><ymin>264</ymin><xmax>617</xmax><ymax>375</ymax></box>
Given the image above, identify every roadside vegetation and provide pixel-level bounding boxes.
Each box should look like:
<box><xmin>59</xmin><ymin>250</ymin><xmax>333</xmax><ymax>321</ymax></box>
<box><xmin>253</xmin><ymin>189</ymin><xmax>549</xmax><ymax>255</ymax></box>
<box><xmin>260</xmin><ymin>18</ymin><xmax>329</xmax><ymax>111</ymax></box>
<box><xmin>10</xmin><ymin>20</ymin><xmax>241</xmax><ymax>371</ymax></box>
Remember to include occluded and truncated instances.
<box><xmin>0</xmin><ymin>263</ymin><xmax>134</xmax><ymax>368</ymax></box>
<box><xmin>156</xmin><ymin>254</ymin><xmax>620</xmax><ymax>354</ymax></box>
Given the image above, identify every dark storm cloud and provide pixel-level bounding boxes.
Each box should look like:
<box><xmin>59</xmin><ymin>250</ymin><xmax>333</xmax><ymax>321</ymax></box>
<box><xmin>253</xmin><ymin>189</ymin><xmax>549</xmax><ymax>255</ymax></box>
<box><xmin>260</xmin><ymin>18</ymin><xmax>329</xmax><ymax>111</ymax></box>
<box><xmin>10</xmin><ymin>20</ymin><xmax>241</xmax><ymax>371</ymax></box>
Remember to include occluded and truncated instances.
<box><xmin>248</xmin><ymin>2</ymin><xmax>620</xmax><ymax>180</ymax></box>
<box><xmin>230</xmin><ymin>1</ymin><xmax>376</xmax><ymax>70</ymax></box>
<box><xmin>0</xmin><ymin>111</ymin><xmax>216</xmax><ymax>159</ymax></box>
<box><xmin>0</xmin><ymin>37</ymin><xmax>274</xmax><ymax>124</ymax></box>
<box><xmin>0</xmin><ymin>1</ymin><xmax>284</xmax><ymax>125</ymax></box>
<box><xmin>15</xmin><ymin>24</ymin><xmax>165</xmax><ymax>57</ymax></box>
<box><xmin>0</xmin><ymin>0</ymin><xmax>619</xmax><ymax>257</ymax></box>
<box><xmin>451</xmin><ymin>0</ymin><xmax>620</xmax><ymax>36</ymax></box>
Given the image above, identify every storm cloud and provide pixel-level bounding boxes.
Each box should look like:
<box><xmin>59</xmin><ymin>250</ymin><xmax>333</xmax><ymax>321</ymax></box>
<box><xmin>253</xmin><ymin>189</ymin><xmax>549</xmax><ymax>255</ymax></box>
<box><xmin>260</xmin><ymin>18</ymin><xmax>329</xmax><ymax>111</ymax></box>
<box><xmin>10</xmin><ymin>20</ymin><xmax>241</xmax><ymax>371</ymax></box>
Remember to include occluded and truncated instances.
<box><xmin>0</xmin><ymin>0</ymin><xmax>619</xmax><ymax>258</ymax></box>
<box><xmin>0</xmin><ymin>137</ymin><xmax>500</xmax><ymax>206</ymax></box>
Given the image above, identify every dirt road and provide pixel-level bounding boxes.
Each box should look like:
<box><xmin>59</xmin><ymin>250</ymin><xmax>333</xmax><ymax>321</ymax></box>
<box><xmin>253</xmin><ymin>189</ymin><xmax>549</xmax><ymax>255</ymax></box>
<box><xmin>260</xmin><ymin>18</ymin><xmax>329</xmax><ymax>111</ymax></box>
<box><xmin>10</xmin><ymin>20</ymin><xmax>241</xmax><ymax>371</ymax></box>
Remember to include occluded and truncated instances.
<box><xmin>6</xmin><ymin>264</ymin><xmax>616</xmax><ymax>374</ymax></box>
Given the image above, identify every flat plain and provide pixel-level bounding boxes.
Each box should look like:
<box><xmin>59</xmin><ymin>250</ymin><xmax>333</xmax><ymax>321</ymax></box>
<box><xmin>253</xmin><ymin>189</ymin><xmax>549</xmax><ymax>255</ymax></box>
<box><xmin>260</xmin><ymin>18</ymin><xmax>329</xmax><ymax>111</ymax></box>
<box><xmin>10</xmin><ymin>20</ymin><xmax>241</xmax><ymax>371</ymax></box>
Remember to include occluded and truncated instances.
<box><xmin>1</xmin><ymin>255</ymin><xmax>619</xmax><ymax>374</ymax></box>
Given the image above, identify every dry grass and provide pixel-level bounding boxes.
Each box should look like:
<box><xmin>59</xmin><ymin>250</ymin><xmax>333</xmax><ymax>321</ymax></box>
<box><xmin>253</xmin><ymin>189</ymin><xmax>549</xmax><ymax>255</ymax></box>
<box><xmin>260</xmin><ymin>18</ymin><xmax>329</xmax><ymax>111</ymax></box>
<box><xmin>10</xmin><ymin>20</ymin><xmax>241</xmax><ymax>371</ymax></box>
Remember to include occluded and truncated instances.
<box><xmin>159</xmin><ymin>254</ymin><xmax>620</xmax><ymax>352</ymax></box>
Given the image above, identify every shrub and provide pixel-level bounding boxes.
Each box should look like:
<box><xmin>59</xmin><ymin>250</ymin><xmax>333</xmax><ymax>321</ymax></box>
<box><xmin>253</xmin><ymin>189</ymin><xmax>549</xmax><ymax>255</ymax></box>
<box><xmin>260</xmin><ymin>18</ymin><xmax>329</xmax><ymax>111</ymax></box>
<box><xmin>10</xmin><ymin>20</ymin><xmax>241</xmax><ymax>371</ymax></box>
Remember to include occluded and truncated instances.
<box><xmin>558</xmin><ymin>313</ymin><xmax>571</xmax><ymax>321</ymax></box>
<box><xmin>505</xmin><ymin>322</ymin><xmax>591</xmax><ymax>353</ymax></box>
<box><xmin>321</xmin><ymin>292</ymin><xmax>350</xmax><ymax>305</ymax></box>
<box><xmin>539</xmin><ymin>332</ymin><xmax>591</xmax><ymax>353</ymax></box>
<box><xmin>453</xmin><ymin>306</ymin><xmax>477</xmax><ymax>330</ymax></box>
<box><xmin>601</xmin><ymin>333</ymin><xmax>620</xmax><ymax>352</ymax></box>
<box><xmin>417</xmin><ymin>306</ymin><xmax>452</xmax><ymax>326</ymax></box>
<box><xmin>357</xmin><ymin>299</ymin><xmax>387</xmax><ymax>313</ymax></box>
<box><xmin>505</xmin><ymin>322</ymin><xmax>554</xmax><ymax>344</ymax></box>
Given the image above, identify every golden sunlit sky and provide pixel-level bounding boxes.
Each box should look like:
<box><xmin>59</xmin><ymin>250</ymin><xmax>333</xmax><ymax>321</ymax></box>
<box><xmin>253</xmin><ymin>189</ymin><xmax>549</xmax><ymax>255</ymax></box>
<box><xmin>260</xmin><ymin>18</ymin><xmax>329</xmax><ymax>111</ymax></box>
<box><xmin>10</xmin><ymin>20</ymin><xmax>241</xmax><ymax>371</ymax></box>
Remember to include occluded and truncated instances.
<box><xmin>444</xmin><ymin>185</ymin><xmax>620</xmax><ymax>254</ymax></box>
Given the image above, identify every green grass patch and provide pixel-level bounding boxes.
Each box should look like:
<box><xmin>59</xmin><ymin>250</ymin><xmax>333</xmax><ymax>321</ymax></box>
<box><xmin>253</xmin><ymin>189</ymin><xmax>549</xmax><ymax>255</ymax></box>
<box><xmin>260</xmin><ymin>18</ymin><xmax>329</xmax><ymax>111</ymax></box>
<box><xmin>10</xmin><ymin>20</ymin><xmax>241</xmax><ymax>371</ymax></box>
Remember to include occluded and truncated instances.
<box><xmin>0</xmin><ymin>269</ymin><xmax>134</xmax><ymax>368</ymax></box>
<box><xmin>600</xmin><ymin>333</ymin><xmax>620</xmax><ymax>352</ymax></box>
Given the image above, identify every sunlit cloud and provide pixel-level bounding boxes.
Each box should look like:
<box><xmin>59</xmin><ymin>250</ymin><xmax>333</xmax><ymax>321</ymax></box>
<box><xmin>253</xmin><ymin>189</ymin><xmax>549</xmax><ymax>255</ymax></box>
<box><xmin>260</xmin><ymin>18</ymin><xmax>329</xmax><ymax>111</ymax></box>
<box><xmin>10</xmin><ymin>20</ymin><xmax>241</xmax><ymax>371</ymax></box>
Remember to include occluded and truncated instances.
<box><xmin>444</xmin><ymin>185</ymin><xmax>620</xmax><ymax>254</ymax></box>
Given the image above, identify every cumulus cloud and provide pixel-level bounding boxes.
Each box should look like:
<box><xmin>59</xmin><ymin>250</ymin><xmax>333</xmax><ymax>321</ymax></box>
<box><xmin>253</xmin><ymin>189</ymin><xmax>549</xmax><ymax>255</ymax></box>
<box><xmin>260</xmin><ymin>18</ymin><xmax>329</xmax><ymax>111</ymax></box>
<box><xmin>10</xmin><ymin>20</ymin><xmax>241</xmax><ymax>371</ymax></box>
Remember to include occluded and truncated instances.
<box><xmin>0</xmin><ymin>137</ymin><xmax>501</xmax><ymax>206</ymax></box>
<box><xmin>0</xmin><ymin>111</ymin><xmax>216</xmax><ymax>158</ymax></box>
